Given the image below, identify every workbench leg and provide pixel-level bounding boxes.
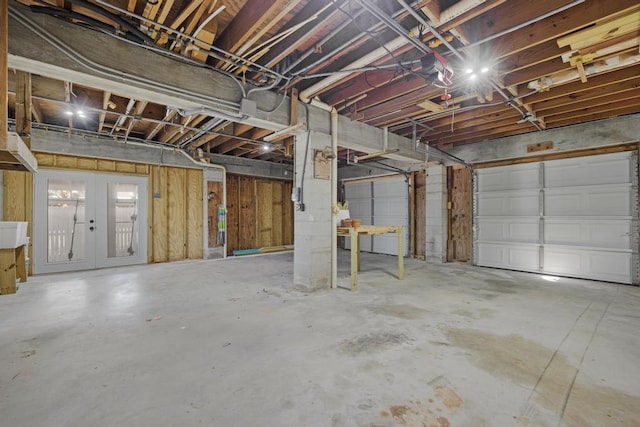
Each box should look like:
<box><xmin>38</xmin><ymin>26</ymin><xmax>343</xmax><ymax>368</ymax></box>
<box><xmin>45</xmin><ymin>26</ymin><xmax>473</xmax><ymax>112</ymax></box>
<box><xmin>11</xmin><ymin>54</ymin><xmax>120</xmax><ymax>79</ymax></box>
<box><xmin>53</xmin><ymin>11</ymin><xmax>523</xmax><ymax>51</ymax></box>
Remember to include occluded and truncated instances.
<box><xmin>0</xmin><ymin>249</ymin><xmax>17</xmax><ymax>295</ymax></box>
<box><xmin>15</xmin><ymin>245</ymin><xmax>27</xmax><ymax>283</ymax></box>
<box><xmin>397</xmin><ymin>227</ymin><xmax>404</xmax><ymax>280</ymax></box>
<box><xmin>350</xmin><ymin>229</ymin><xmax>358</xmax><ymax>291</ymax></box>
<box><xmin>356</xmin><ymin>234</ymin><xmax>361</xmax><ymax>272</ymax></box>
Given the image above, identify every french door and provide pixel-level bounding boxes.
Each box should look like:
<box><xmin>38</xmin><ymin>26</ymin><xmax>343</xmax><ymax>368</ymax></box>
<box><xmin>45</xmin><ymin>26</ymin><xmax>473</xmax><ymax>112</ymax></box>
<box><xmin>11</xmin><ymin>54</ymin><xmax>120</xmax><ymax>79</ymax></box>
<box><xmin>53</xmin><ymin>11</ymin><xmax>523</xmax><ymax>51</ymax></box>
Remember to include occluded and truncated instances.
<box><xmin>33</xmin><ymin>170</ymin><xmax>148</xmax><ymax>274</ymax></box>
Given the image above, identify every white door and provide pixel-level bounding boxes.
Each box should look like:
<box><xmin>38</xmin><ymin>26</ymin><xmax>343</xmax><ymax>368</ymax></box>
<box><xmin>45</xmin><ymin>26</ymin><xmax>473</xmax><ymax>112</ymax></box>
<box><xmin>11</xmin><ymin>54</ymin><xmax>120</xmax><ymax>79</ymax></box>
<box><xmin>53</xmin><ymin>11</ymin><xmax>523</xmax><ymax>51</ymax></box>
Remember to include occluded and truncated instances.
<box><xmin>474</xmin><ymin>151</ymin><xmax>638</xmax><ymax>284</ymax></box>
<box><xmin>344</xmin><ymin>175</ymin><xmax>409</xmax><ymax>256</ymax></box>
<box><xmin>34</xmin><ymin>170</ymin><xmax>148</xmax><ymax>273</ymax></box>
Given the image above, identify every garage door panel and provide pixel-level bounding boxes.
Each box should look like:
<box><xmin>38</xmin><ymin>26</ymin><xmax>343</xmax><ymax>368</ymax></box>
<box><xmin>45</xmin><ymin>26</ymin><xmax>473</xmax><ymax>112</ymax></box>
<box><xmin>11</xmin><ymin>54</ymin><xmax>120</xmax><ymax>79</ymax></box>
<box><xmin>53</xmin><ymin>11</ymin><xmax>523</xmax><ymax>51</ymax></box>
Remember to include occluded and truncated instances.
<box><xmin>344</xmin><ymin>176</ymin><xmax>408</xmax><ymax>256</ymax></box>
<box><xmin>543</xmin><ymin>246</ymin><xmax>631</xmax><ymax>284</ymax></box>
<box><xmin>477</xmin><ymin>163</ymin><xmax>539</xmax><ymax>191</ymax></box>
<box><xmin>372</xmin><ymin>232</ymin><xmax>408</xmax><ymax>255</ymax></box>
<box><xmin>544</xmin><ymin>152</ymin><xmax>632</xmax><ymax>188</ymax></box>
<box><xmin>348</xmin><ymin>199</ymin><xmax>372</xmax><ymax>218</ymax></box>
<box><xmin>475</xmin><ymin>151</ymin><xmax>636</xmax><ymax>284</ymax></box>
<box><xmin>477</xmin><ymin>218</ymin><xmax>539</xmax><ymax>243</ymax></box>
<box><xmin>347</xmin><ymin>182</ymin><xmax>372</xmax><ymax>199</ymax></box>
<box><xmin>544</xmin><ymin>219</ymin><xmax>631</xmax><ymax>249</ymax></box>
<box><xmin>476</xmin><ymin>243</ymin><xmax>540</xmax><ymax>271</ymax></box>
<box><xmin>374</xmin><ymin>203</ymin><xmax>407</xmax><ymax>218</ymax></box>
<box><xmin>544</xmin><ymin>185</ymin><xmax>631</xmax><ymax>216</ymax></box>
<box><xmin>374</xmin><ymin>179</ymin><xmax>406</xmax><ymax>197</ymax></box>
<box><xmin>477</xmin><ymin>190</ymin><xmax>539</xmax><ymax>216</ymax></box>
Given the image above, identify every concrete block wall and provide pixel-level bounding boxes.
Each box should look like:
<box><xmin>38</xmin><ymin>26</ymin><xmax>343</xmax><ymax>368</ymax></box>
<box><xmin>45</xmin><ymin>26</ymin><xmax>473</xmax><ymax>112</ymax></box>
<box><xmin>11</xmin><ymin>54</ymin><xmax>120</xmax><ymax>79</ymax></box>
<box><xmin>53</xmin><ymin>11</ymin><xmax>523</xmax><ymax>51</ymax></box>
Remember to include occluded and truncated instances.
<box><xmin>425</xmin><ymin>165</ymin><xmax>447</xmax><ymax>263</ymax></box>
<box><xmin>293</xmin><ymin>132</ymin><xmax>332</xmax><ymax>291</ymax></box>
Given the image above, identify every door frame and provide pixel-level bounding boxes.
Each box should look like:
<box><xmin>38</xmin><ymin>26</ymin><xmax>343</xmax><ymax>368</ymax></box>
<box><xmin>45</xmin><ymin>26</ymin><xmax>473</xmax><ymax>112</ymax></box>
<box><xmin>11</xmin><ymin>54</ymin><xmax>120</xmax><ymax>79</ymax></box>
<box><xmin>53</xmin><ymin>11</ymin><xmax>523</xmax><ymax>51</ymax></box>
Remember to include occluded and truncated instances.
<box><xmin>33</xmin><ymin>169</ymin><xmax>148</xmax><ymax>274</ymax></box>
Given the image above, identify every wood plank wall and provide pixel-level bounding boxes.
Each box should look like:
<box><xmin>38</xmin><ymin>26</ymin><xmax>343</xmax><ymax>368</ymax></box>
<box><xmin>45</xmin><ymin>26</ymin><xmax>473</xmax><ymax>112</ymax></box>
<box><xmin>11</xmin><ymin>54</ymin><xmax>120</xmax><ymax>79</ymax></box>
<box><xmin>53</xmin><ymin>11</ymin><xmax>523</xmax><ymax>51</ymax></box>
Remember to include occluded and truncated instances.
<box><xmin>2</xmin><ymin>152</ymin><xmax>204</xmax><ymax>271</ymax></box>
<box><xmin>226</xmin><ymin>173</ymin><xmax>293</xmax><ymax>255</ymax></box>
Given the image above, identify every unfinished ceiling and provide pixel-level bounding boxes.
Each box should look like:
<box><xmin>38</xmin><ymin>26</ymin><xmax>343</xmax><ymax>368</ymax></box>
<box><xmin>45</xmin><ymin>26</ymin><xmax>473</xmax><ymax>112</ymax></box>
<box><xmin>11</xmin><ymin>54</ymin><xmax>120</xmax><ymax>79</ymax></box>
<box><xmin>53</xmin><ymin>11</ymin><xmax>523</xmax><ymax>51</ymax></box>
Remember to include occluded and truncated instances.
<box><xmin>7</xmin><ymin>0</ymin><xmax>640</xmax><ymax>163</ymax></box>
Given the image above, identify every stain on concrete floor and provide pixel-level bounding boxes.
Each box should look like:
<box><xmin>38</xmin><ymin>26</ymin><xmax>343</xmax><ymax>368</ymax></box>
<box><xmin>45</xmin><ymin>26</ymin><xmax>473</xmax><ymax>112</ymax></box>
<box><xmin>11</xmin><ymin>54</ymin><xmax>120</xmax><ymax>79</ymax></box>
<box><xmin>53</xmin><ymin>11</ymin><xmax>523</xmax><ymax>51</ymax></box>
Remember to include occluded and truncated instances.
<box><xmin>339</xmin><ymin>331</ymin><xmax>411</xmax><ymax>355</ymax></box>
<box><xmin>447</xmin><ymin>328</ymin><xmax>640</xmax><ymax>426</ymax></box>
<box><xmin>368</xmin><ymin>304</ymin><xmax>428</xmax><ymax>319</ymax></box>
<box><xmin>447</xmin><ymin>328</ymin><xmax>556</xmax><ymax>387</ymax></box>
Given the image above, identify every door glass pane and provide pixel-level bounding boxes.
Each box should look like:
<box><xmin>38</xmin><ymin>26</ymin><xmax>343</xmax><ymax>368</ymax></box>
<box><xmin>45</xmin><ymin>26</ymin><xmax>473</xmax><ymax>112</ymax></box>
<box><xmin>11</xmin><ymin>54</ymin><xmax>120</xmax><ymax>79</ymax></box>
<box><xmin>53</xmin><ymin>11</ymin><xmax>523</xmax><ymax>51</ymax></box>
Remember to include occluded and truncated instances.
<box><xmin>47</xmin><ymin>179</ymin><xmax>86</xmax><ymax>263</ymax></box>
<box><xmin>107</xmin><ymin>183</ymin><xmax>139</xmax><ymax>258</ymax></box>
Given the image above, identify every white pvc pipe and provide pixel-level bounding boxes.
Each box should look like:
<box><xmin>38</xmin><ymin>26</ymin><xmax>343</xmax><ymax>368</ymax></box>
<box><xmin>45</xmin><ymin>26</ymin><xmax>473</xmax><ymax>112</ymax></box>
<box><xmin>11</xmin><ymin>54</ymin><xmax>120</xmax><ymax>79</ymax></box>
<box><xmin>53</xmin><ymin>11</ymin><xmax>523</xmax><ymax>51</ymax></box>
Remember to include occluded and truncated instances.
<box><xmin>331</xmin><ymin>108</ymin><xmax>338</xmax><ymax>289</ymax></box>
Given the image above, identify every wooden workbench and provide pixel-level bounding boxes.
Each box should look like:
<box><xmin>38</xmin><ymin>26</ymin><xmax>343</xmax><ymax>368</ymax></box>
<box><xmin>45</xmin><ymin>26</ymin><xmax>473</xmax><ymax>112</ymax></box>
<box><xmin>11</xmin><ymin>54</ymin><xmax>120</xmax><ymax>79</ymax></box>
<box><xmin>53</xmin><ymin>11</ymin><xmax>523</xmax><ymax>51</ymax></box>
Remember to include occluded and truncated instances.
<box><xmin>336</xmin><ymin>225</ymin><xmax>404</xmax><ymax>291</ymax></box>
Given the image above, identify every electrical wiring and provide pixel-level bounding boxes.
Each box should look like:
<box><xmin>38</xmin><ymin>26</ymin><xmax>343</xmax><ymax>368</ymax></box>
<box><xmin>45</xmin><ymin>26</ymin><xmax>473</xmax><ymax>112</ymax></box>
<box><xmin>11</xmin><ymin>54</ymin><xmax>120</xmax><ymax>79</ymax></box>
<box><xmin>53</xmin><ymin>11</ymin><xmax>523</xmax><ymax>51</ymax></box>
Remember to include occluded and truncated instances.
<box><xmin>259</xmin><ymin>88</ymin><xmax>290</xmax><ymax>116</ymax></box>
<box><xmin>9</xmin><ymin>7</ymin><xmax>246</xmax><ymax>116</ymax></box>
<box><xmin>89</xmin><ymin>0</ymin><xmax>287</xmax><ymax>82</ymax></box>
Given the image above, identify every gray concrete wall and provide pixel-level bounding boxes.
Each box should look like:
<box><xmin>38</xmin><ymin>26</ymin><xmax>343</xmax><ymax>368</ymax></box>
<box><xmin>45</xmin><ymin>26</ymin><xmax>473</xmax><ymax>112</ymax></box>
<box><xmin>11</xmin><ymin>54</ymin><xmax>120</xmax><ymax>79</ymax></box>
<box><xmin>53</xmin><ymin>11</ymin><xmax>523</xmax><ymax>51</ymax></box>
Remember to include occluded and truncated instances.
<box><xmin>293</xmin><ymin>132</ymin><xmax>332</xmax><ymax>291</ymax></box>
<box><xmin>208</xmin><ymin>153</ymin><xmax>292</xmax><ymax>179</ymax></box>
<box><xmin>426</xmin><ymin>165</ymin><xmax>447</xmax><ymax>263</ymax></box>
<box><xmin>30</xmin><ymin>128</ymin><xmax>291</xmax><ymax>179</ymax></box>
<box><xmin>449</xmin><ymin>114</ymin><xmax>640</xmax><ymax>164</ymax></box>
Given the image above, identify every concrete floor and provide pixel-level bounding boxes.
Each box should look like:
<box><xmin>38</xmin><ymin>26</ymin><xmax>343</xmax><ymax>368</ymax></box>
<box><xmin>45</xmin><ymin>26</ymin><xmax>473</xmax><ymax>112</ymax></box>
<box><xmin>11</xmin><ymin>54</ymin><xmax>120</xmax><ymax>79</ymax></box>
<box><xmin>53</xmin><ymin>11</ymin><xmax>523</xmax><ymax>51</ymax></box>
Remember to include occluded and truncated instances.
<box><xmin>1</xmin><ymin>250</ymin><xmax>639</xmax><ymax>427</ymax></box>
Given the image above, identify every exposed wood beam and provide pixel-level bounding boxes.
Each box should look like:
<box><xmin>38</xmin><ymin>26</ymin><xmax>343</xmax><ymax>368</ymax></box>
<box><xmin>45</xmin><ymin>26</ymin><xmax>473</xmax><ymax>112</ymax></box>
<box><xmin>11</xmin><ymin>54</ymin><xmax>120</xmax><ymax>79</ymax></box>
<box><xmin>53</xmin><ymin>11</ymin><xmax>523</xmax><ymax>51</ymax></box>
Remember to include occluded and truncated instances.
<box><xmin>543</xmin><ymin>94</ymin><xmax>640</xmax><ymax>124</ymax></box>
<box><xmin>170</xmin><ymin>0</ymin><xmax>204</xmax><ymax>32</ymax></box>
<box><xmin>538</xmin><ymin>91</ymin><xmax>640</xmax><ymax>119</ymax></box>
<box><xmin>64</xmin><ymin>81</ymin><xmax>72</xmax><ymax>130</ymax></box>
<box><xmin>475</xmin><ymin>0</ymin><xmax>640</xmax><ymax>59</ymax></box>
<box><xmin>208</xmin><ymin>123</ymin><xmax>253</xmax><ymax>149</ymax></box>
<box><xmin>154</xmin><ymin>0</ymin><xmax>175</xmax><ymax>44</ymax></box>
<box><xmin>183</xmin><ymin>0</ymin><xmax>213</xmax><ymax>36</ymax></box>
<box><xmin>0</xmin><ymin>0</ymin><xmax>7</xmax><ymax>150</ymax></box>
<box><xmin>262</xmin><ymin>2</ymin><xmax>344</xmax><ymax>70</ymax></box>
<box><xmin>123</xmin><ymin>100</ymin><xmax>149</xmax><ymax>139</ymax></box>
<box><xmin>524</xmin><ymin>63</ymin><xmax>640</xmax><ymax>103</ymax></box>
<box><xmin>435</xmin><ymin>123</ymin><xmax>537</xmax><ymax>146</ymax></box>
<box><xmin>143</xmin><ymin>0</ymin><xmax>163</xmax><ymax>21</ymax></box>
<box><xmin>216</xmin><ymin>0</ymin><xmax>290</xmax><ymax>57</ymax></box>
<box><xmin>30</xmin><ymin>99</ymin><xmax>43</xmax><ymax>123</ymax></box>
<box><xmin>146</xmin><ymin>108</ymin><xmax>177</xmax><ymax>140</ymax></box>
<box><xmin>546</xmin><ymin>105</ymin><xmax>640</xmax><ymax>128</ymax></box>
<box><xmin>98</xmin><ymin>90</ymin><xmax>111</xmax><ymax>133</ymax></box>
<box><xmin>15</xmin><ymin>71</ymin><xmax>31</xmax><ymax>147</ymax></box>
<box><xmin>166</xmin><ymin>114</ymin><xmax>208</xmax><ymax>144</ymax></box>
<box><xmin>420</xmin><ymin>0</ymin><xmax>440</xmax><ymax>23</ymax></box>
<box><xmin>532</xmin><ymin>77</ymin><xmax>640</xmax><ymax>112</ymax></box>
<box><xmin>158</xmin><ymin>114</ymin><xmax>192</xmax><ymax>143</ymax></box>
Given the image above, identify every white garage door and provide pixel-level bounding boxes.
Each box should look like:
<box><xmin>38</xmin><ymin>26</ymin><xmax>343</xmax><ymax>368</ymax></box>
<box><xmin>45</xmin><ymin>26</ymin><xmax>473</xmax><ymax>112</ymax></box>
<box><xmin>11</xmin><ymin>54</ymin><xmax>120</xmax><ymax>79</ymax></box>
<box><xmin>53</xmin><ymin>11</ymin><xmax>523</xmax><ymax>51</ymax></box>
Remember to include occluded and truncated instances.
<box><xmin>344</xmin><ymin>175</ymin><xmax>409</xmax><ymax>256</ymax></box>
<box><xmin>474</xmin><ymin>151</ymin><xmax>638</xmax><ymax>284</ymax></box>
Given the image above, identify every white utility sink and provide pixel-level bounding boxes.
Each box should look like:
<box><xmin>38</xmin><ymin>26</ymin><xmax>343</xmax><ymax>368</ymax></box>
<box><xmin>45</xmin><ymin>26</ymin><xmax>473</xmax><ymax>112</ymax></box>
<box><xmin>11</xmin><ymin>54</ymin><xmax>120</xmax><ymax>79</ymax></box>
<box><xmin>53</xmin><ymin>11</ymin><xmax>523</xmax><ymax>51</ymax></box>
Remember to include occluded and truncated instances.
<box><xmin>0</xmin><ymin>222</ymin><xmax>28</xmax><ymax>249</ymax></box>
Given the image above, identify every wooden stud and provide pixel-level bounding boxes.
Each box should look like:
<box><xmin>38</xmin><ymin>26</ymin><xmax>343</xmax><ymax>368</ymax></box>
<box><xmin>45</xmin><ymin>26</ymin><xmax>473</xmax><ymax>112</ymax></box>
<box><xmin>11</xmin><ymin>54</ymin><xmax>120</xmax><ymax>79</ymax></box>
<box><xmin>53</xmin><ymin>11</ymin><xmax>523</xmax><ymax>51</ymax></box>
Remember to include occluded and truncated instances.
<box><xmin>186</xmin><ymin>168</ymin><xmax>203</xmax><ymax>259</ymax></box>
<box><xmin>167</xmin><ymin>167</ymin><xmax>186</xmax><ymax>260</ymax></box>
<box><xmin>15</xmin><ymin>72</ymin><xmax>32</xmax><ymax>148</ymax></box>
<box><xmin>1</xmin><ymin>0</ymin><xmax>7</xmax><ymax>150</ymax></box>
<box><xmin>170</xmin><ymin>0</ymin><xmax>204</xmax><ymax>32</ymax></box>
<box><xmin>397</xmin><ymin>226</ymin><xmax>404</xmax><ymax>280</ymax></box>
<box><xmin>350</xmin><ymin>227</ymin><xmax>358</xmax><ymax>291</ymax></box>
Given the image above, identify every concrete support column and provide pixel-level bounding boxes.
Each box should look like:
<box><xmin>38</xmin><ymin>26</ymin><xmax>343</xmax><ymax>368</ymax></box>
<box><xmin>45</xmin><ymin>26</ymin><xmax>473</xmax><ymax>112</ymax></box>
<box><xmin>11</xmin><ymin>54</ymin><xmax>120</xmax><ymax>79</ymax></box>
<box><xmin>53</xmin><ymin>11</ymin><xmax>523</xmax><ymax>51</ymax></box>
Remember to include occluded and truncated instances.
<box><xmin>426</xmin><ymin>164</ymin><xmax>447</xmax><ymax>263</ymax></box>
<box><xmin>293</xmin><ymin>131</ymin><xmax>332</xmax><ymax>291</ymax></box>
